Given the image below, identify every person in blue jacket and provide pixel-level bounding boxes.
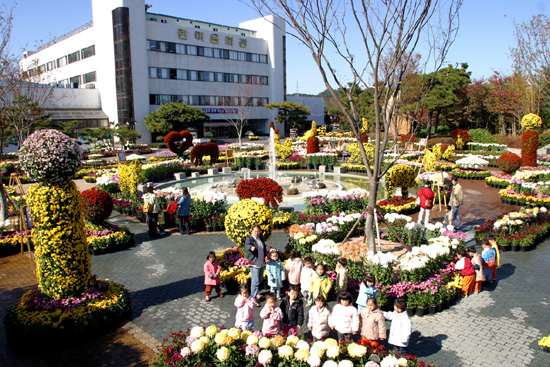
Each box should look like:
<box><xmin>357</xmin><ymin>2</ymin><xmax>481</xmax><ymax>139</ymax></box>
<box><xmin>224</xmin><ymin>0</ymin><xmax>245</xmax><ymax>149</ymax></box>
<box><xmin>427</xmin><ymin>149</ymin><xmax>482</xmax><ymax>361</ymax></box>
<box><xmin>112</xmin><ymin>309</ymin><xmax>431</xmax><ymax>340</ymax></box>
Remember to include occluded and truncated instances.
<box><xmin>177</xmin><ymin>187</ymin><xmax>191</xmax><ymax>235</ymax></box>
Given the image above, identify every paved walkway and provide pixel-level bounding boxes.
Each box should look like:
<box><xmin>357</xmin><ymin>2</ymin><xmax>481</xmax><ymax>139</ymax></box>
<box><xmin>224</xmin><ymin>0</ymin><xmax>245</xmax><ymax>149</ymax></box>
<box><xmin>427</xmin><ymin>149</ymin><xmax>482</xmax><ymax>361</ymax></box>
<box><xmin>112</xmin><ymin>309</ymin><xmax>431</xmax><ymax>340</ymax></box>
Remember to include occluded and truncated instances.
<box><xmin>2</xmin><ymin>178</ymin><xmax>550</xmax><ymax>366</ymax></box>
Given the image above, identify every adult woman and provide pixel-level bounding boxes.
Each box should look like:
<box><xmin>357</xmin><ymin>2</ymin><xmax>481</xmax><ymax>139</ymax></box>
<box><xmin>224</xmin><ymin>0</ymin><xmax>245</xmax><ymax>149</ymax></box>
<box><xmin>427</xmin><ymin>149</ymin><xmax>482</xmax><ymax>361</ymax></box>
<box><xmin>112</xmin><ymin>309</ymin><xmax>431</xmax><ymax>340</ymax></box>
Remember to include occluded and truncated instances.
<box><xmin>177</xmin><ymin>187</ymin><xmax>191</xmax><ymax>235</ymax></box>
<box><xmin>245</xmin><ymin>225</ymin><xmax>268</xmax><ymax>303</ymax></box>
<box><xmin>450</xmin><ymin>176</ymin><xmax>464</xmax><ymax>229</ymax></box>
<box><xmin>142</xmin><ymin>186</ymin><xmax>161</xmax><ymax>237</ymax></box>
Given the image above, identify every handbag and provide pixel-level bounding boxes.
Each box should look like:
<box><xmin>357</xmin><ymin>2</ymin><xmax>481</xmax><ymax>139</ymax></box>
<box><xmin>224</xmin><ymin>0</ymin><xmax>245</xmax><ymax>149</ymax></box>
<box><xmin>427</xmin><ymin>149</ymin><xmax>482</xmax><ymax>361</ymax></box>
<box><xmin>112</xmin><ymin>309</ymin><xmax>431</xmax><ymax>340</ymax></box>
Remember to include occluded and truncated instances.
<box><xmin>143</xmin><ymin>201</ymin><xmax>153</xmax><ymax>213</ymax></box>
<box><xmin>425</xmin><ymin>198</ymin><xmax>433</xmax><ymax>209</ymax></box>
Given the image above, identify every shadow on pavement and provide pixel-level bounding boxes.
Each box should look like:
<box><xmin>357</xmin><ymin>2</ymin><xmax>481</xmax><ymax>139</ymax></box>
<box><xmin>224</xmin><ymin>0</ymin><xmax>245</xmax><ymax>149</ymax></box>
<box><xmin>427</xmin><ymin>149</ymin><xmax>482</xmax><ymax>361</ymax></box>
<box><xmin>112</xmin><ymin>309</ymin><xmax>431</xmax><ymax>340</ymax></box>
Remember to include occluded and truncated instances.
<box><xmin>496</xmin><ymin>262</ymin><xmax>516</xmax><ymax>281</ymax></box>
<box><xmin>408</xmin><ymin>331</ymin><xmax>448</xmax><ymax>357</ymax></box>
<box><xmin>129</xmin><ymin>276</ymin><xmax>204</xmax><ymax>318</ymax></box>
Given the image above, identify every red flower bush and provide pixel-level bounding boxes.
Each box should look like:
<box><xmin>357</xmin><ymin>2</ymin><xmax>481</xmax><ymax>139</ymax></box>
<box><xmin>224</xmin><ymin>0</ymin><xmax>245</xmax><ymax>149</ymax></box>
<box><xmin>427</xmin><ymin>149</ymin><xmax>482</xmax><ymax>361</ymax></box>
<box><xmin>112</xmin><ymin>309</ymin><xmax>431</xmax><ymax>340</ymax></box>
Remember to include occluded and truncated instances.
<box><xmin>452</xmin><ymin>129</ymin><xmax>471</xmax><ymax>148</ymax></box>
<box><xmin>400</xmin><ymin>134</ymin><xmax>416</xmax><ymax>145</ymax></box>
<box><xmin>81</xmin><ymin>188</ymin><xmax>113</xmax><ymax>224</ymax></box>
<box><xmin>521</xmin><ymin>131</ymin><xmax>538</xmax><ymax>167</ymax></box>
<box><xmin>190</xmin><ymin>142</ymin><xmax>219</xmax><ymax>165</ymax></box>
<box><xmin>164</xmin><ymin>130</ymin><xmax>194</xmax><ymax>156</ymax></box>
<box><xmin>236</xmin><ymin>178</ymin><xmax>283</xmax><ymax>208</ymax></box>
<box><xmin>307</xmin><ymin>136</ymin><xmax>319</xmax><ymax>154</ymax></box>
<box><xmin>497</xmin><ymin>152</ymin><xmax>522</xmax><ymax>173</ymax></box>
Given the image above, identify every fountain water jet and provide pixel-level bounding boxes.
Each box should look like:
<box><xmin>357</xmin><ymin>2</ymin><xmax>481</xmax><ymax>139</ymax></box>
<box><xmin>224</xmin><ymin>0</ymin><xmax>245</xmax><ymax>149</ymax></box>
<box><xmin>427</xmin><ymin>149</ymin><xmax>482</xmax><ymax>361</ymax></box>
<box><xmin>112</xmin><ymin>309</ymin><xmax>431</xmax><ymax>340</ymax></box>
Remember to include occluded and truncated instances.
<box><xmin>268</xmin><ymin>126</ymin><xmax>278</xmax><ymax>181</ymax></box>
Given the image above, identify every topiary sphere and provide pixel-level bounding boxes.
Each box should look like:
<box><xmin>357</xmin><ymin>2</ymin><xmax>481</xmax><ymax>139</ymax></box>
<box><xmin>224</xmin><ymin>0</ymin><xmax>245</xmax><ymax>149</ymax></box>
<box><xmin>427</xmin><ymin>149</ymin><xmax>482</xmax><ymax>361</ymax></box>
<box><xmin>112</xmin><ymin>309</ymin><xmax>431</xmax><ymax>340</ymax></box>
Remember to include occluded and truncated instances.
<box><xmin>81</xmin><ymin>187</ymin><xmax>114</xmax><ymax>224</ymax></box>
<box><xmin>224</xmin><ymin>199</ymin><xmax>273</xmax><ymax>247</ymax></box>
<box><xmin>497</xmin><ymin>152</ymin><xmax>522</xmax><ymax>174</ymax></box>
<box><xmin>19</xmin><ymin>129</ymin><xmax>81</xmax><ymax>185</ymax></box>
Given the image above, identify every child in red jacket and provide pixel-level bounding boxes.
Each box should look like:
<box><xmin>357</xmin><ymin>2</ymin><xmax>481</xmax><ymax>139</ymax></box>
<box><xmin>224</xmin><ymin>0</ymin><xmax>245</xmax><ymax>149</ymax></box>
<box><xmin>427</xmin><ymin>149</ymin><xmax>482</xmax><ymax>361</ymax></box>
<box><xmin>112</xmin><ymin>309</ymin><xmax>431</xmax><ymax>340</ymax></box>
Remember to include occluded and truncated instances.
<box><xmin>204</xmin><ymin>251</ymin><xmax>224</xmax><ymax>301</ymax></box>
<box><xmin>454</xmin><ymin>248</ymin><xmax>475</xmax><ymax>297</ymax></box>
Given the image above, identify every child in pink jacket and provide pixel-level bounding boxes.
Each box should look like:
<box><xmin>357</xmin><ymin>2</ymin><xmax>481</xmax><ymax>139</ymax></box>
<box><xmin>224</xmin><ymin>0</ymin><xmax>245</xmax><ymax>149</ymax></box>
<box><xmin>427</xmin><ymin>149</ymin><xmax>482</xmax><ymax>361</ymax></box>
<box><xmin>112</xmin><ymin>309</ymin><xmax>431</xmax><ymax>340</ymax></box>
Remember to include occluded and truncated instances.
<box><xmin>235</xmin><ymin>284</ymin><xmax>257</xmax><ymax>330</ymax></box>
<box><xmin>260</xmin><ymin>293</ymin><xmax>283</xmax><ymax>337</ymax></box>
<box><xmin>204</xmin><ymin>251</ymin><xmax>224</xmax><ymax>302</ymax></box>
<box><xmin>285</xmin><ymin>250</ymin><xmax>303</xmax><ymax>289</ymax></box>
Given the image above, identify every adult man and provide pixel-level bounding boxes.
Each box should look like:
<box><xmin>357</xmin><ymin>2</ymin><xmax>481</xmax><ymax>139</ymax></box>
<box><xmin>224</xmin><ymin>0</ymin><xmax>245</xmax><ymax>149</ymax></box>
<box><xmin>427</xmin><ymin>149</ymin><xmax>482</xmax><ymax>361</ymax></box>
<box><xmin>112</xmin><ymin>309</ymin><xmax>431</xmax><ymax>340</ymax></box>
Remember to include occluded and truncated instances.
<box><xmin>142</xmin><ymin>185</ymin><xmax>161</xmax><ymax>237</ymax></box>
<box><xmin>449</xmin><ymin>176</ymin><xmax>464</xmax><ymax>229</ymax></box>
<box><xmin>417</xmin><ymin>181</ymin><xmax>435</xmax><ymax>225</ymax></box>
<box><xmin>245</xmin><ymin>225</ymin><xmax>268</xmax><ymax>304</ymax></box>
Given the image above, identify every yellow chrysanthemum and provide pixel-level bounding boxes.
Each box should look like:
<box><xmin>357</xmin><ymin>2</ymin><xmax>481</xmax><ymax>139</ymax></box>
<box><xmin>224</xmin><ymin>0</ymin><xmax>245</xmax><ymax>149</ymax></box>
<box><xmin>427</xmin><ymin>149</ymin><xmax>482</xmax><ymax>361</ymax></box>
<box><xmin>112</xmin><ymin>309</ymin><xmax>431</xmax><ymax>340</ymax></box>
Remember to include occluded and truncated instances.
<box><xmin>278</xmin><ymin>345</ymin><xmax>294</xmax><ymax>359</ymax></box>
<box><xmin>259</xmin><ymin>337</ymin><xmax>271</xmax><ymax>349</ymax></box>
<box><xmin>217</xmin><ymin>346</ymin><xmax>230</xmax><ymax>361</ymax></box>
<box><xmin>295</xmin><ymin>349</ymin><xmax>309</xmax><ymax>362</ymax></box>
<box><xmin>326</xmin><ymin>346</ymin><xmax>340</xmax><ymax>359</ymax></box>
<box><xmin>205</xmin><ymin>325</ymin><xmax>218</xmax><ymax>337</ymax></box>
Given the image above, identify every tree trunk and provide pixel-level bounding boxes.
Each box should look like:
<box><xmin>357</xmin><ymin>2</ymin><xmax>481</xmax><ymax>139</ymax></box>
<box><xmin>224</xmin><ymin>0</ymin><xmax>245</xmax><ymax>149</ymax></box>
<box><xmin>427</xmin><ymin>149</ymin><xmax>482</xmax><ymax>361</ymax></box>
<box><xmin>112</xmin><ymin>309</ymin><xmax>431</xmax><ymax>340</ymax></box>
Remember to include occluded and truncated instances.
<box><xmin>426</xmin><ymin>111</ymin><xmax>433</xmax><ymax>141</ymax></box>
<box><xmin>433</xmin><ymin>110</ymin><xmax>441</xmax><ymax>135</ymax></box>
<box><xmin>365</xmin><ymin>176</ymin><xmax>380</xmax><ymax>252</ymax></box>
<box><xmin>0</xmin><ymin>182</ymin><xmax>6</xmax><ymax>223</ymax></box>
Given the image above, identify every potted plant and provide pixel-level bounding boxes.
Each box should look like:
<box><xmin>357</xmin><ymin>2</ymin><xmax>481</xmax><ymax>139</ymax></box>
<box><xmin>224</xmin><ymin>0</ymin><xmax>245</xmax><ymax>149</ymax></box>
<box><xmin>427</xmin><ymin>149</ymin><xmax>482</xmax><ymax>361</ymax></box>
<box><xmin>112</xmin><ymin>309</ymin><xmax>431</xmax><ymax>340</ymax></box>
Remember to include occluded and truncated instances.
<box><xmin>204</xmin><ymin>218</ymin><xmax>214</xmax><ymax>232</ymax></box>
<box><xmin>254</xmin><ymin>156</ymin><xmax>263</xmax><ymax>171</ymax></box>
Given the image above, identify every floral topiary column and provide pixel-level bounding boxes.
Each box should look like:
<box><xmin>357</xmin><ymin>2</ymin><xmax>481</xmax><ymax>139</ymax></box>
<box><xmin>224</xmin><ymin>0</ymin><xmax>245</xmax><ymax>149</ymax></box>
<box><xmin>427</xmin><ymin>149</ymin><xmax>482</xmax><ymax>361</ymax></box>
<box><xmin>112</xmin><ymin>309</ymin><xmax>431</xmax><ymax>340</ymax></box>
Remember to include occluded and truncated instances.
<box><xmin>19</xmin><ymin>130</ymin><xmax>92</xmax><ymax>299</ymax></box>
<box><xmin>521</xmin><ymin>113</ymin><xmax>542</xmax><ymax>167</ymax></box>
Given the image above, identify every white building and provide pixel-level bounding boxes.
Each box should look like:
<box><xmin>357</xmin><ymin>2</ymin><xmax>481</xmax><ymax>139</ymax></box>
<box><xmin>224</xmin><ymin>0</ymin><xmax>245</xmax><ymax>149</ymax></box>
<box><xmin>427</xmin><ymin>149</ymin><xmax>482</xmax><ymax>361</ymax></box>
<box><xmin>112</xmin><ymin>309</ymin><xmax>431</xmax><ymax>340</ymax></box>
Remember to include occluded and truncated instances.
<box><xmin>20</xmin><ymin>0</ymin><xmax>288</xmax><ymax>143</ymax></box>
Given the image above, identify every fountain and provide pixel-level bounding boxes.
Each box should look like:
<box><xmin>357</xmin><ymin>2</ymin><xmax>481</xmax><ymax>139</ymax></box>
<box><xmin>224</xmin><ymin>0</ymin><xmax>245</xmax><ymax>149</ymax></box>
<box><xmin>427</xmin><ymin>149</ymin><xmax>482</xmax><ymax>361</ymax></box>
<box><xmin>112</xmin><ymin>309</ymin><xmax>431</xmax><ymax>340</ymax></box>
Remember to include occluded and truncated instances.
<box><xmin>268</xmin><ymin>126</ymin><xmax>278</xmax><ymax>181</ymax></box>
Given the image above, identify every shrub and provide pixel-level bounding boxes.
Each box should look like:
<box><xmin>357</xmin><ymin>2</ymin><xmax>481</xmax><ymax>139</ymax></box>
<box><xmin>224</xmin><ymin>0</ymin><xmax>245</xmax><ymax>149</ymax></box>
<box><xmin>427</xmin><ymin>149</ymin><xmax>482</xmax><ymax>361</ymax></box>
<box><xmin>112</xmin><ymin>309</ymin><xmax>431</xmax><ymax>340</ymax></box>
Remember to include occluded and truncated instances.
<box><xmin>148</xmin><ymin>142</ymin><xmax>167</xmax><ymax>148</ymax></box>
<box><xmin>539</xmin><ymin>130</ymin><xmax>550</xmax><ymax>148</ymax></box>
<box><xmin>497</xmin><ymin>152</ymin><xmax>522</xmax><ymax>174</ymax></box>
<box><xmin>81</xmin><ymin>188</ymin><xmax>114</xmax><ymax>224</ymax></box>
<box><xmin>19</xmin><ymin>129</ymin><xmax>81</xmax><ymax>185</ymax></box>
<box><xmin>164</xmin><ymin>130</ymin><xmax>193</xmax><ymax>156</ymax></box>
<box><xmin>190</xmin><ymin>142</ymin><xmax>219</xmax><ymax>165</ymax></box>
<box><xmin>452</xmin><ymin>129</ymin><xmax>471</xmax><ymax>149</ymax></box>
<box><xmin>224</xmin><ymin>199</ymin><xmax>273</xmax><ymax>247</ymax></box>
<box><xmin>522</xmin><ymin>113</ymin><xmax>542</xmax><ymax>131</ymax></box>
<box><xmin>236</xmin><ymin>178</ymin><xmax>283</xmax><ymax>208</ymax></box>
<box><xmin>306</xmin><ymin>136</ymin><xmax>319</xmax><ymax>154</ymax></box>
<box><xmin>385</xmin><ymin>164</ymin><xmax>416</xmax><ymax>198</ymax></box>
<box><xmin>521</xmin><ymin>131</ymin><xmax>538</xmax><ymax>167</ymax></box>
<box><xmin>468</xmin><ymin>129</ymin><xmax>497</xmax><ymax>144</ymax></box>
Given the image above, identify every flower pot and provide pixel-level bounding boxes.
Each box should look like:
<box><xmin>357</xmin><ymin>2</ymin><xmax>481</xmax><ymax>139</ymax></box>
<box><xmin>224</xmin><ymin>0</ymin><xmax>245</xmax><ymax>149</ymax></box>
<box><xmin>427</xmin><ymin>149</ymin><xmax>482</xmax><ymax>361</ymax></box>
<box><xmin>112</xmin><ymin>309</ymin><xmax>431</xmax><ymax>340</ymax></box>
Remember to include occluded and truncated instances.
<box><xmin>313</xmin><ymin>164</ymin><xmax>319</xmax><ymax>170</ymax></box>
<box><xmin>206</xmin><ymin>226</ymin><xmax>213</xmax><ymax>232</ymax></box>
<box><xmin>520</xmin><ymin>245</ymin><xmax>530</xmax><ymax>252</ymax></box>
<box><xmin>435</xmin><ymin>303</ymin><xmax>442</xmax><ymax>313</ymax></box>
<box><xmin>500</xmin><ymin>245</ymin><xmax>510</xmax><ymax>252</ymax></box>
<box><xmin>442</xmin><ymin>299</ymin><xmax>450</xmax><ymax>309</ymax></box>
<box><xmin>255</xmin><ymin>165</ymin><xmax>261</xmax><ymax>171</ymax></box>
<box><xmin>307</xmin><ymin>164</ymin><xmax>313</xmax><ymax>170</ymax></box>
<box><xmin>415</xmin><ymin>307</ymin><xmax>427</xmax><ymax>317</ymax></box>
<box><xmin>428</xmin><ymin>306</ymin><xmax>436</xmax><ymax>315</ymax></box>
<box><xmin>512</xmin><ymin>245</ymin><xmax>520</xmax><ymax>252</ymax></box>
<box><xmin>214</xmin><ymin>225</ymin><xmax>222</xmax><ymax>232</ymax></box>
<box><xmin>328</xmin><ymin>165</ymin><xmax>334</xmax><ymax>171</ymax></box>
<box><xmin>406</xmin><ymin>308</ymin><xmax>416</xmax><ymax>317</ymax></box>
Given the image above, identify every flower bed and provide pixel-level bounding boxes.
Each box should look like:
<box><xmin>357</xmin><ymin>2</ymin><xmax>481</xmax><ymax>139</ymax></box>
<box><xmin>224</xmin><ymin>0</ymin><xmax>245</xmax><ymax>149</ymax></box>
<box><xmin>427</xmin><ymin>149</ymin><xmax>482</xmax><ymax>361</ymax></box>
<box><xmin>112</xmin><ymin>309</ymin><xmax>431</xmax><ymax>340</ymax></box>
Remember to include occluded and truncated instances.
<box><xmin>451</xmin><ymin>168</ymin><xmax>491</xmax><ymax>180</ymax></box>
<box><xmin>4</xmin><ymin>277</ymin><xmax>130</xmax><ymax>341</ymax></box>
<box><xmin>474</xmin><ymin>207</ymin><xmax>550</xmax><ymax>251</ymax></box>
<box><xmin>377</xmin><ymin>196</ymin><xmax>419</xmax><ymax>214</ymax></box>
<box><xmin>86</xmin><ymin>223</ymin><xmax>134</xmax><ymax>253</ymax></box>
<box><xmin>485</xmin><ymin>174</ymin><xmax>511</xmax><ymax>188</ymax></box>
<box><xmin>0</xmin><ymin>230</ymin><xmax>33</xmax><ymax>257</ymax></box>
<box><xmin>150</xmin><ymin>326</ymin><xmax>433</xmax><ymax>367</ymax></box>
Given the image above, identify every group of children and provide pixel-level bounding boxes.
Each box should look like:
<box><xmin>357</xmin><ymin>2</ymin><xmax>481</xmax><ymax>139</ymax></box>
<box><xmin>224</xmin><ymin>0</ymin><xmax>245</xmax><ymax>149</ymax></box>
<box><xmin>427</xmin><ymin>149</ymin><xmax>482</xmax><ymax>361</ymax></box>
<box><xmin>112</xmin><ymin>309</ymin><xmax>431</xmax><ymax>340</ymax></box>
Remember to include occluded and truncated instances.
<box><xmin>220</xmin><ymin>249</ymin><xmax>413</xmax><ymax>352</ymax></box>
<box><xmin>454</xmin><ymin>236</ymin><xmax>500</xmax><ymax>297</ymax></box>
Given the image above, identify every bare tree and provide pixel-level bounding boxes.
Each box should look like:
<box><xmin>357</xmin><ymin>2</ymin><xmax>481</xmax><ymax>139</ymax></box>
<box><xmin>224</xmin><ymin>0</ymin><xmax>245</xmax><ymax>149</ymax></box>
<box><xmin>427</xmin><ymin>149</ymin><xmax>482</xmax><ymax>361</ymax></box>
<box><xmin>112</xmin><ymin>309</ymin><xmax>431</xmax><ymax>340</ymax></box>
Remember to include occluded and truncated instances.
<box><xmin>250</xmin><ymin>0</ymin><xmax>462</xmax><ymax>251</ymax></box>
<box><xmin>213</xmin><ymin>80</ymin><xmax>263</xmax><ymax>145</ymax></box>
<box><xmin>511</xmin><ymin>14</ymin><xmax>550</xmax><ymax>108</ymax></box>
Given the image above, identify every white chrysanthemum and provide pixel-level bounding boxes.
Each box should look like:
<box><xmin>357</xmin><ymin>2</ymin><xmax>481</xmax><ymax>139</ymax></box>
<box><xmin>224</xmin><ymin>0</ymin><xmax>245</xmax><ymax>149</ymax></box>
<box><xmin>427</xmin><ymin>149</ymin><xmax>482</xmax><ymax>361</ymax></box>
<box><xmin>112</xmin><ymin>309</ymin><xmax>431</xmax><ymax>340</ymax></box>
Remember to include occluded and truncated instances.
<box><xmin>258</xmin><ymin>350</ymin><xmax>273</xmax><ymax>365</ymax></box>
<box><xmin>296</xmin><ymin>340</ymin><xmax>310</xmax><ymax>351</ymax></box>
<box><xmin>190</xmin><ymin>326</ymin><xmax>204</xmax><ymax>338</ymax></box>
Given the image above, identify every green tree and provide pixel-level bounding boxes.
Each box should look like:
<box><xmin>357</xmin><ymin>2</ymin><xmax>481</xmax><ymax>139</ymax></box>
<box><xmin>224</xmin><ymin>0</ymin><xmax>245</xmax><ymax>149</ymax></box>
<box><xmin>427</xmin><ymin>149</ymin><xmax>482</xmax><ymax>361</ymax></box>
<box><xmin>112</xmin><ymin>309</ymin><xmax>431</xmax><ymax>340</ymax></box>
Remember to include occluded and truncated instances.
<box><xmin>83</xmin><ymin>126</ymin><xmax>114</xmax><ymax>146</ymax></box>
<box><xmin>423</xmin><ymin>63</ymin><xmax>471</xmax><ymax>139</ymax></box>
<box><xmin>265</xmin><ymin>101</ymin><xmax>311</xmax><ymax>131</ymax></box>
<box><xmin>144</xmin><ymin>101</ymin><xmax>209</xmax><ymax>133</ymax></box>
<box><xmin>53</xmin><ymin>120</ymin><xmax>80</xmax><ymax>138</ymax></box>
<box><xmin>113</xmin><ymin>122</ymin><xmax>142</xmax><ymax>143</ymax></box>
<box><xmin>3</xmin><ymin>95</ymin><xmax>52</xmax><ymax>146</ymax></box>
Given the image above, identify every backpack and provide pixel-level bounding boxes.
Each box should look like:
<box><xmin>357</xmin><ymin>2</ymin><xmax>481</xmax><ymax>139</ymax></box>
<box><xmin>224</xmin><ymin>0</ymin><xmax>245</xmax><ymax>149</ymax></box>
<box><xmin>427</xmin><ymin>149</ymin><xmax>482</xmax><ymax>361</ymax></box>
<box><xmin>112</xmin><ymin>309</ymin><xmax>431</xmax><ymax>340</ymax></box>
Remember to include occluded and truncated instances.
<box><xmin>166</xmin><ymin>201</ymin><xmax>178</xmax><ymax>214</ymax></box>
<box><xmin>143</xmin><ymin>201</ymin><xmax>153</xmax><ymax>213</ymax></box>
<box><xmin>425</xmin><ymin>198</ymin><xmax>433</xmax><ymax>209</ymax></box>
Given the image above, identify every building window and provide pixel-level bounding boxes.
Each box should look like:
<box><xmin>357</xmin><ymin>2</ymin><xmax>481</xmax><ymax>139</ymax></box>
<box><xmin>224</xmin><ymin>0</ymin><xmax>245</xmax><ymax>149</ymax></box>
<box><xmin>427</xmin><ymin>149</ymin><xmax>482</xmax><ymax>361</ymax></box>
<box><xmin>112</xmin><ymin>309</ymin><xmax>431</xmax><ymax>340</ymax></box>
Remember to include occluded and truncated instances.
<box><xmin>68</xmin><ymin>51</ymin><xmax>80</xmax><ymax>64</ymax></box>
<box><xmin>195</xmin><ymin>25</ymin><xmax>200</xmax><ymax>29</ymax></box>
<box><xmin>46</xmin><ymin>61</ymin><xmax>56</xmax><ymax>71</ymax></box>
<box><xmin>57</xmin><ymin>56</ymin><xmax>67</xmax><ymax>68</ymax></box>
<box><xmin>160</xmin><ymin>68</ymin><xmax>170</xmax><ymax>79</ymax></box>
<box><xmin>189</xmin><ymin>70</ymin><xmax>199</xmax><ymax>81</ymax></box>
<box><xmin>70</xmin><ymin>75</ymin><xmax>81</xmax><ymax>88</ymax></box>
<box><xmin>259</xmin><ymin>54</ymin><xmax>268</xmax><ymax>63</ymax></box>
<box><xmin>149</xmin><ymin>67</ymin><xmax>158</xmax><ymax>78</ymax></box>
<box><xmin>176</xmin><ymin>44</ymin><xmax>186</xmax><ymax>54</ymax></box>
<box><xmin>177</xmin><ymin>69</ymin><xmax>188</xmax><ymax>80</ymax></box>
<box><xmin>187</xmin><ymin>45</ymin><xmax>197</xmax><ymax>55</ymax></box>
<box><xmin>81</xmin><ymin>45</ymin><xmax>95</xmax><ymax>59</ymax></box>
<box><xmin>148</xmin><ymin>40</ymin><xmax>159</xmax><ymax>51</ymax></box>
<box><xmin>83</xmin><ymin>71</ymin><xmax>96</xmax><ymax>83</ymax></box>
<box><xmin>229</xmin><ymin>51</ymin><xmax>238</xmax><ymax>60</ymax></box>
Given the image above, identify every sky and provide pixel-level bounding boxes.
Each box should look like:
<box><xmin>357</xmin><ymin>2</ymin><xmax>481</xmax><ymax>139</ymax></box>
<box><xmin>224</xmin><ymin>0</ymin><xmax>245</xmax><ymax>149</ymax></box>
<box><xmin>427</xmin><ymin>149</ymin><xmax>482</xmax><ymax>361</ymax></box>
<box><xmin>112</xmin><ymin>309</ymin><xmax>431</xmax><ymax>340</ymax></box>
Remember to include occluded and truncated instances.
<box><xmin>3</xmin><ymin>0</ymin><xmax>549</xmax><ymax>95</ymax></box>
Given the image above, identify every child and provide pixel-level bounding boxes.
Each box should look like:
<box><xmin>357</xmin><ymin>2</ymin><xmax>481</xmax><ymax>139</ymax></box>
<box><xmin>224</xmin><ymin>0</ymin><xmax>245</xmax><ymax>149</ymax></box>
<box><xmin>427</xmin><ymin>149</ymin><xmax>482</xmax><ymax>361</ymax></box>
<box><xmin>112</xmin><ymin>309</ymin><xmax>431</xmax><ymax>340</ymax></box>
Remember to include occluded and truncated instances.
<box><xmin>309</xmin><ymin>263</ymin><xmax>333</xmax><ymax>300</ymax></box>
<box><xmin>279</xmin><ymin>285</ymin><xmax>304</xmax><ymax>336</ymax></box>
<box><xmin>467</xmin><ymin>246</ymin><xmax>485</xmax><ymax>294</ymax></box>
<box><xmin>356</xmin><ymin>274</ymin><xmax>377</xmax><ymax>313</ymax></box>
<box><xmin>203</xmin><ymin>251</ymin><xmax>224</xmax><ymax>302</ymax></box>
<box><xmin>157</xmin><ymin>210</ymin><xmax>166</xmax><ymax>235</ymax></box>
<box><xmin>335</xmin><ymin>257</ymin><xmax>349</xmax><ymax>293</ymax></box>
<box><xmin>383</xmin><ymin>299</ymin><xmax>412</xmax><ymax>354</ymax></box>
<box><xmin>329</xmin><ymin>291</ymin><xmax>359</xmax><ymax>342</ymax></box>
<box><xmin>300</xmin><ymin>257</ymin><xmax>316</xmax><ymax>306</ymax></box>
<box><xmin>487</xmin><ymin>235</ymin><xmax>500</xmax><ymax>280</ymax></box>
<box><xmin>260</xmin><ymin>293</ymin><xmax>283</xmax><ymax>337</ymax></box>
<box><xmin>454</xmin><ymin>248</ymin><xmax>475</xmax><ymax>296</ymax></box>
<box><xmin>481</xmin><ymin>239</ymin><xmax>497</xmax><ymax>283</ymax></box>
<box><xmin>443</xmin><ymin>205</ymin><xmax>453</xmax><ymax>228</ymax></box>
<box><xmin>359</xmin><ymin>297</ymin><xmax>386</xmax><ymax>348</ymax></box>
<box><xmin>285</xmin><ymin>250</ymin><xmax>303</xmax><ymax>290</ymax></box>
<box><xmin>234</xmin><ymin>284</ymin><xmax>257</xmax><ymax>330</ymax></box>
<box><xmin>308</xmin><ymin>295</ymin><xmax>331</xmax><ymax>340</ymax></box>
<box><xmin>266</xmin><ymin>249</ymin><xmax>286</xmax><ymax>298</ymax></box>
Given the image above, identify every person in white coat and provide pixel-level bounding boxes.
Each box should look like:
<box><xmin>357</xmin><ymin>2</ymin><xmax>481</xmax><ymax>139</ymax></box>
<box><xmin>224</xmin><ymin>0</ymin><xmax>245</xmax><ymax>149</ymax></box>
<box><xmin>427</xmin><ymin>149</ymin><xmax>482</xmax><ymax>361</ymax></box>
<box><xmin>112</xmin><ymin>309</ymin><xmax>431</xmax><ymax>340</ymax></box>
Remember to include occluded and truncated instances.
<box><xmin>328</xmin><ymin>291</ymin><xmax>359</xmax><ymax>342</ymax></box>
<box><xmin>383</xmin><ymin>299</ymin><xmax>412</xmax><ymax>354</ymax></box>
<box><xmin>308</xmin><ymin>295</ymin><xmax>331</xmax><ymax>340</ymax></box>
